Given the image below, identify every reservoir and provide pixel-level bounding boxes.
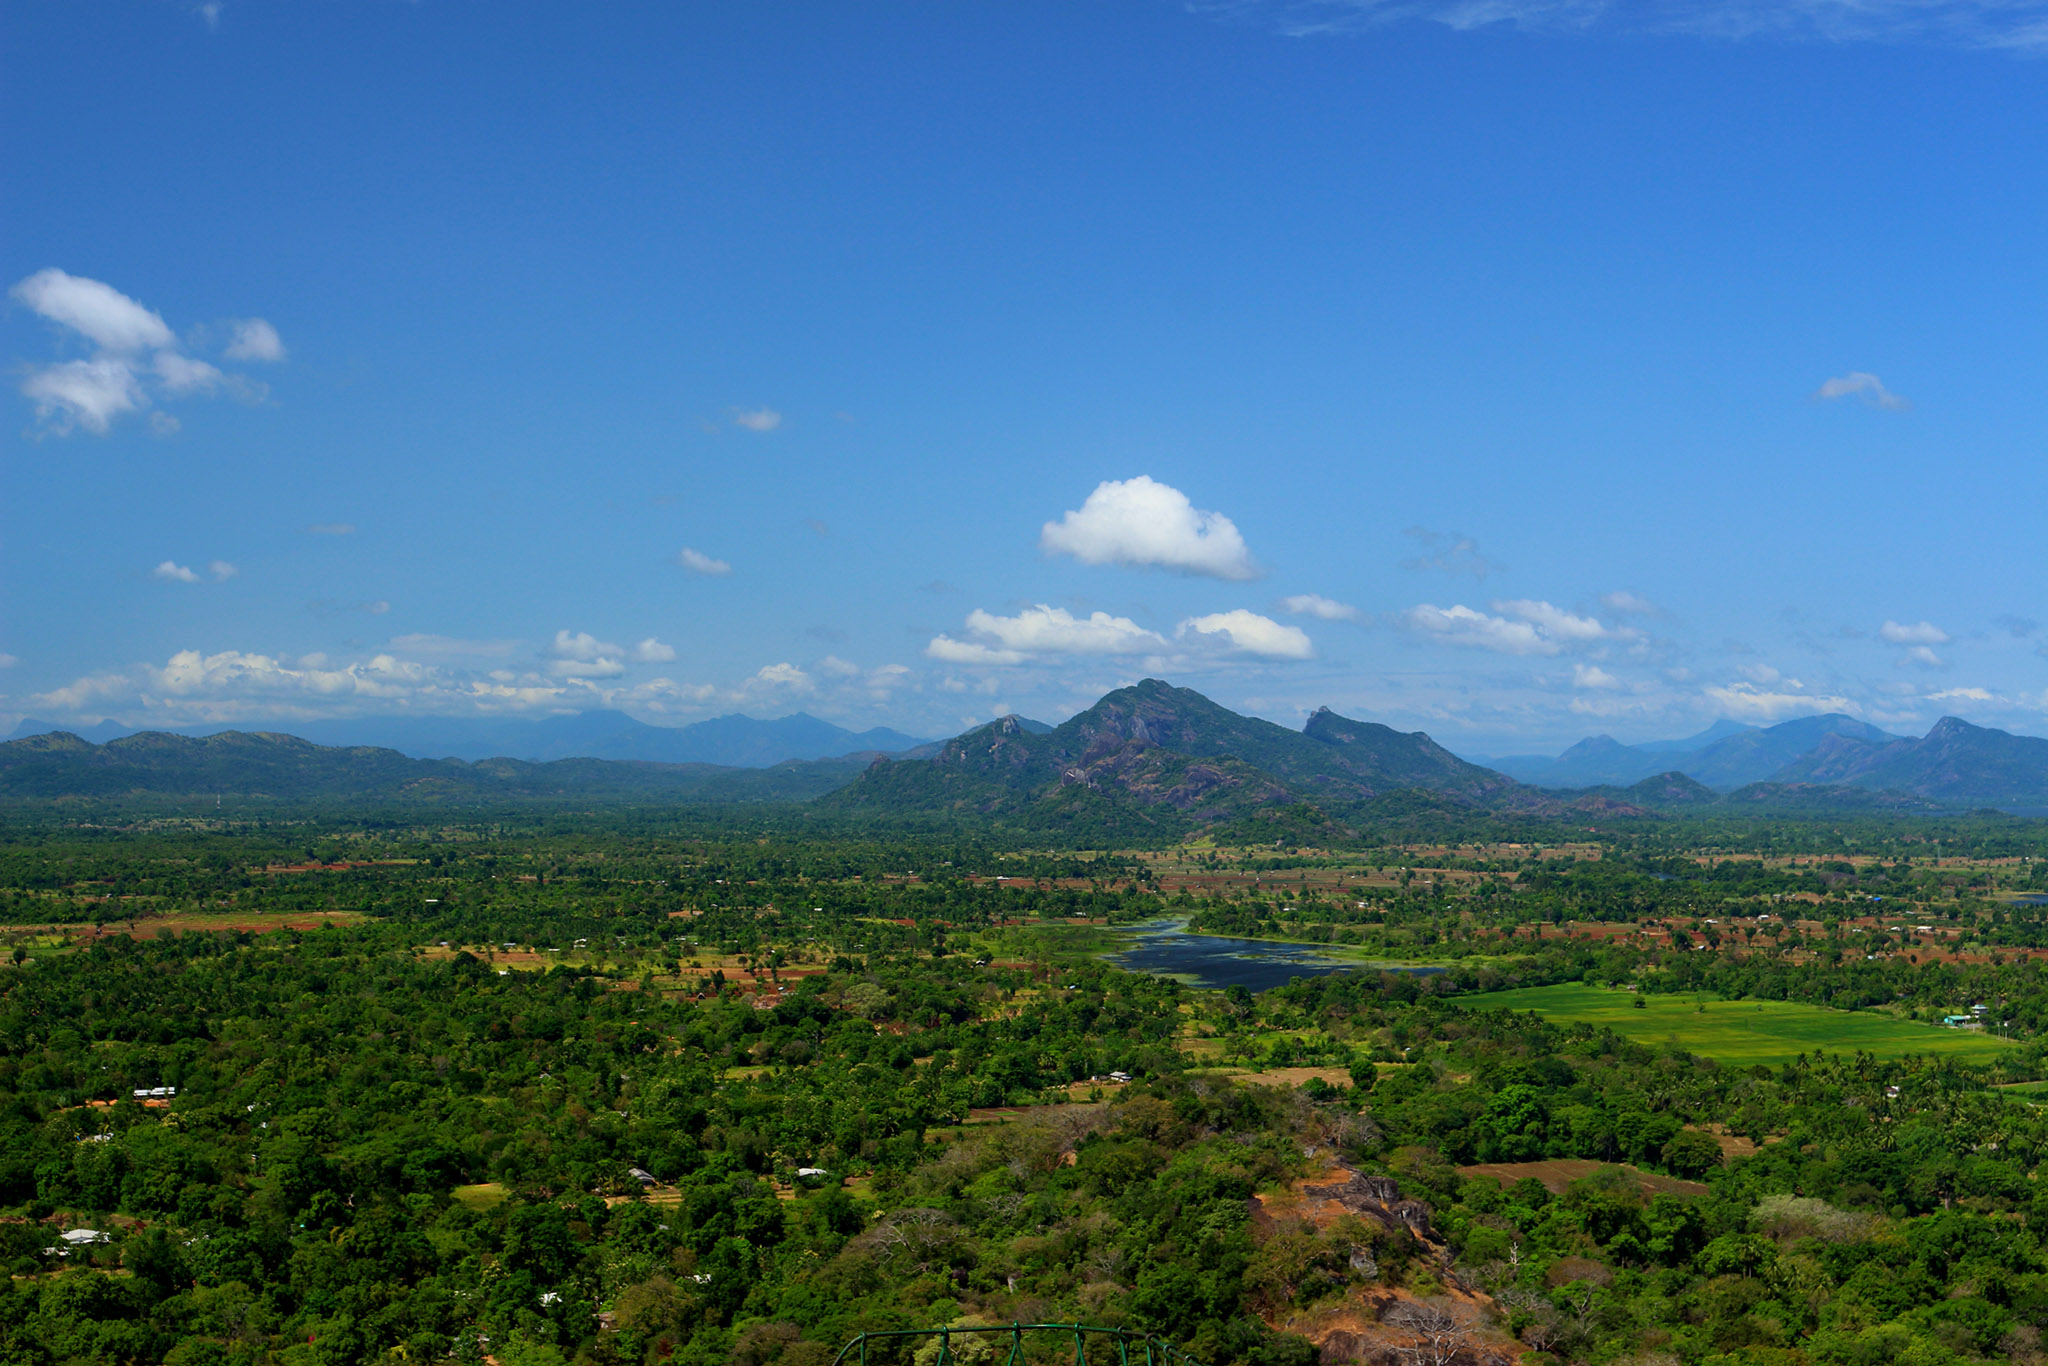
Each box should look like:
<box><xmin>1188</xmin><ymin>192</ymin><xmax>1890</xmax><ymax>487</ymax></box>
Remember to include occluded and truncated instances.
<box><xmin>1109</xmin><ymin>919</ymin><xmax>1446</xmax><ymax>993</ymax></box>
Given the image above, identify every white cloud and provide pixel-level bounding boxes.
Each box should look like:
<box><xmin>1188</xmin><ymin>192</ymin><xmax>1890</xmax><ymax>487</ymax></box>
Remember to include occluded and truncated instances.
<box><xmin>1901</xmin><ymin>645</ymin><xmax>1946</xmax><ymax>668</ymax></box>
<box><xmin>307</xmin><ymin>523</ymin><xmax>356</xmax><ymax>536</ymax></box>
<box><xmin>1928</xmin><ymin>686</ymin><xmax>1996</xmax><ymax>703</ymax></box>
<box><xmin>1815</xmin><ymin>371</ymin><xmax>1910</xmax><ymax>411</ymax></box>
<box><xmin>676</xmin><ymin>547</ymin><xmax>733</xmax><ymax>576</ymax></box>
<box><xmin>0</xmin><ymin>653</ymin><xmax>17</xmax><ymax>669</ymax></box>
<box><xmin>1403</xmin><ymin>603</ymin><xmax>1552</xmax><ymax>654</ymax></box>
<box><xmin>1704</xmin><ymin>682</ymin><xmax>1862</xmax><ymax>723</ymax></box>
<box><xmin>1401</xmin><ymin>598</ymin><xmax>1626</xmax><ymax>656</ymax></box>
<box><xmin>548</xmin><ymin>630</ymin><xmax>617</xmax><ymax>662</ymax></box>
<box><xmin>21</xmin><ymin>359</ymin><xmax>148</xmax><ymax>435</ymax></box>
<box><xmin>1600</xmin><ymin>590</ymin><xmax>1660</xmax><ymax>616</ymax></box>
<box><xmin>817</xmin><ymin>655</ymin><xmax>862</xmax><ymax>678</ymax></box>
<box><xmin>1278</xmin><ymin>593</ymin><xmax>1360</xmax><ymax>621</ymax></box>
<box><xmin>153</xmin><ymin>560</ymin><xmax>201</xmax><ymax>583</ymax></box>
<box><xmin>209</xmin><ymin>561</ymin><xmax>238</xmax><ymax>581</ymax></box>
<box><xmin>631</xmin><ymin>638</ymin><xmax>677</xmax><ymax>663</ymax></box>
<box><xmin>11</xmin><ymin>269</ymin><xmax>174</xmax><ymax>352</ymax></box>
<box><xmin>152</xmin><ymin>350</ymin><xmax>224</xmax><ymax>395</ymax></box>
<box><xmin>926</xmin><ymin>637</ymin><xmax>1028</xmax><ymax>666</ymax></box>
<box><xmin>224</xmin><ymin>318</ymin><xmax>286</xmax><ymax>362</ymax></box>
<box><xmin>8</xmin><ymin>269</ymin><xmax>277</xmax><ymax>435</ymax></box>
<box><xmin>363</xmin><ymin>601</ymin><xmax>391</xmax><ymax>615</ymax></box>
<box><xmin>732</xmin><ymin>408</ymin><xmax>783</xmax><ymax>432</ymax></box>
<box><xmin>1494</xmin><ymin>599</ymin><xmax>1621</xmax><ymax>644</ymax></box>
<box><xmin>1573</xmin><ymin>663</ymin><xmax>1620</xmax><ymax>689</ymax></box>
<box><xmin>1177</xmin><ymin>610</ymin><xmax>1314</xmax><ymax>660</ymax></box>
<box><xmin>1040</xmin><ymin>476</ymin><xmax>1258</xmax><ymax>580</ymax></box>
<box><xmin>752</xmin><ymin>662</ymin><xmax>811</xmax><ymax>689</ymax></box>
<box><xmin>1879</xmin><ymin>619</ymin><xmax>1950</xmax><ymax>645</ymax></box>
<box><xmin>971</xmin><ymin>605</ymin><xmax>1167</xmax><ymax>655</ymax></box>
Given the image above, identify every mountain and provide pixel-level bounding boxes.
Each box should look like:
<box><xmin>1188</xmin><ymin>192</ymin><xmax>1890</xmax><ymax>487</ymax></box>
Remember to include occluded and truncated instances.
<box><xmin>1770</xmin><ymin>716</ymin><xmax>2048</xmax><ymax>808</ymax></box>
<box><xmin>8</xmin><ymin>717</ymin><xmax>139</xmax><ymax>745</ymax></box>
<box><xmin>827</xmin><ymin>679</ymin><xmax>1548</xmax><ymax>835</ymax></box>
<box><xmin>1633</xmin><ymin>719</ymin><xmax>1757</xmax><ymax>753</ymax></box>
<box><xmin>1680</xmin><ymin>713</ymin><xmax>1904</xmax><ymax>789</ymax></box>
<box><xmin>1484</xmin><ymin>735</ymin><xmax>1674</xmax><ymax>789</ymax></box>
<box><xmin>0</xmin><ymin>730</ymin><xmax>872</xmax><ymax>805</ymax></box>
<box><xmin>1483</xmin><ymin>713</ymin><xmax>1905</xmax><ymax>791</ymax></box>
<box><xmin>6</xmin><ymin>710</ymin><xmax>932</xmax><ymax>768</ymax></box>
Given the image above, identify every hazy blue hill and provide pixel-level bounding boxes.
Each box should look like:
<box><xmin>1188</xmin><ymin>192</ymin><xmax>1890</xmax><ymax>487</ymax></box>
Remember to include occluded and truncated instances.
<box><xmin>6</xmin><ymin>709</ymin><xmax>932</xmax><ymax>768</ymax></box>
<box><xmin>1772</xmin><ymin>716</ymin><xmax>2048</xmax><ymax>807</ymax></box>
<box><xmin>1635</xmin><ymin>719</ymin><xmax>1756</xmax><ymax>753</ymax></box>
<box><xmin>7</xmin><ymin>717</ymin><xmax>138</xmax><ymax>745</ymax></box>
<box><xmin>1682</xmin><ymin>713</ymin><xmax>1904</xmax><ymax>789</ymax></box>
<box><xmin>0</xmin><ymin>730</ymin><xmax>872</xmax><ymax>805</ymax></box>
<box><xmin>1486</xmin><ymin>735</ymin><xmax>1671</xmax><ymax>788</ymax></box>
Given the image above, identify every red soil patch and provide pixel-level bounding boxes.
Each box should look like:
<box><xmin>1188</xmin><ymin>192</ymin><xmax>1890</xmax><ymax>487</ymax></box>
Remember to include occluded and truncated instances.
<box><xmin>1456</xmin><ymin>1159</ymin><xmax>1707</xmax><ymax>1198</ymax></box>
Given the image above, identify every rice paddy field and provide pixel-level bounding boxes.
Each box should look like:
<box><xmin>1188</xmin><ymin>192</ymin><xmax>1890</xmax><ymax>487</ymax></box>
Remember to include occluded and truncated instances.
<box><xmin>1458</xmin><ymin>982</ymin><xmax>2017</xmax><ymax>1066</ymax></box>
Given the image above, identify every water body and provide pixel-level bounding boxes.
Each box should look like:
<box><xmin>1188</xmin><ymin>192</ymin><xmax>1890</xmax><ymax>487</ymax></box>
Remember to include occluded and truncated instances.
<box><xmin>1108</xmin><ymin>918</ymin><xmax>1446</xmax><ymax>993</ymax></box>
<box><xmin>2012</xmin><ymin>894</ymin><xmax>2048</xmax><ymax>907</ymax></box>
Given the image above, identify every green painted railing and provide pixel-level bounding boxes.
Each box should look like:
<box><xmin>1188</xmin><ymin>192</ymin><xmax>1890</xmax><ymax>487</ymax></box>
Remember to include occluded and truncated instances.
<box><xmin>830</xmin><ymin>1322</ymin><xmax>1206</xmax><ymax>1366</ymax></box>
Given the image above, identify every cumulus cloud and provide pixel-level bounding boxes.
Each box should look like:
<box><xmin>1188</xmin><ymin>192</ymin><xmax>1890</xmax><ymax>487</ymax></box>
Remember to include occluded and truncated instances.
<box><xmin>676</xmin><ymin>547</ymin><xmax>733</xmax><ymax>576</ymax></box>
<box><xmin>1278</xmin><ymin>593</ymin><xmax>1360</xmax><ymax>621</ymax></box>
<box><xmin>1401</xmin><ymin>599</ymin><xmax>1629</xmax><ymax>655</ymax></box>
<box><xmin>153</xmin><ymin>560</ymin><xmax>201</xmax><ymax>583</ymax></box>
<box><xmin>223</xmin><ymin>318</ymin><xmax>286</xmax><ymax>362</ymax></box>
<box><xmin>1901</xmin><ymin>645</ymin><xmax>1947</xmax><ymax>668</ymax></box>
<box><xmin>940</xmin><ymin>605</ymin><xmax>1170</xmax><ymax>662</ymax></box>
<box><xmin>1178</xmin><ymin>610</ymin><xmax>1315</xmax><ymax>660</ymax></box>
<box><xmin>12</xmin><ymin>269</ymin><xmax>174</xmax><ymax>352</ymax></box>
<box><xmin>21</xmin><ymin>359</ymin><xmax>147</xmax><ymax>435</ymax></box>
<box><xmin>752</xmin><ymin>662</ymin><xmax>810</xmax><ymax>689</ymax></box>
<box><xmin>1040</xmin><ymin>476</ymin><xmax>1258</xmax><ymax>580</ymax></box>
<box><xmin>1399</xmin><ymin>526</ymin><xmax>1503</xmax><ymax>578</ymax></box>
<box><xmin>926</xmin><ymin>637</ymin><xmax>1027</xmax><ymax>666</ymax></box>
<box><xmin>1704</xmin><ymin>682</ymin><xmax>1862</xmax><ymax>723</ymax></box>
<box><xmin>1928</xmin><ymin>686</ymin><xmax>1996</xmax><ymax>703</ymax></box>
<box><xmin>209</xmin><ymin>561</ymin><xmax>238</xmax><ymax>581</ymax></box>
<box><xmin>1573</xmin><ymin>663</ymin><xmax>1620</xmax><ymax>689</ymax></box>
<box><xmin>731</xmin><ymin>408</ymin><xmax>783</xmax><ymax>431</ymax></box>
<box><xmin>8</xmin><ymin>269</ymin><xmax>282</xmax><ymax>435</ymax></box>
<box><xmin>631</xmin><ymin>638</ymin><xmax>677</xmax><ymax>663</ymax></box>
<box><xmin>1815</xmin><ymin>371</ymin><xmax>1910</xmax><ymax>411</ymax></box>
<box><xmin>1879</xmin><ymin>619</ymin><xmax>1950</xmax><ymax>645</ymax></box>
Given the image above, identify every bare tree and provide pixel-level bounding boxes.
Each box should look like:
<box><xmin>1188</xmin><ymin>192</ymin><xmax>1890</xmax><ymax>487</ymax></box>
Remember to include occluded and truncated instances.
<box><xmin>1383</xmin><ymin>1299</ymin><xmax>1505</xmax><ymax>1366</ymax></box>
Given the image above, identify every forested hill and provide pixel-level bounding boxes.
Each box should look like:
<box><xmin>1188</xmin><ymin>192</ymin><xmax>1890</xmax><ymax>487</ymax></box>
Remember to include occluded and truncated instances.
<box><xmin>0</xmin><ymin>730</ymin><xmax>869</xmax><ymax>805</ymax></box>
<box><xmin>827</xmin><ymin>679</ymin><xmax>1592</xmax><ymax>837</ymax></box>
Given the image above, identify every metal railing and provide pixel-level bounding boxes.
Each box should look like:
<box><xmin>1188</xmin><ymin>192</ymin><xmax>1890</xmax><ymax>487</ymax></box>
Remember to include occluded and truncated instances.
<box><xmin>830</xmin><ymin>1322</ymin><xmax>1207</xmax><ymax>1366</ymax></box>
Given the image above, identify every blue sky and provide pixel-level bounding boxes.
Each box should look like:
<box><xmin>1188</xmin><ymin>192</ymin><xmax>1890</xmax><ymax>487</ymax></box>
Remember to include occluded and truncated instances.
<box><xmin>6</xmin><ymin>0</ymin><xmax>2047</xmax><ymax>754</ymax></box>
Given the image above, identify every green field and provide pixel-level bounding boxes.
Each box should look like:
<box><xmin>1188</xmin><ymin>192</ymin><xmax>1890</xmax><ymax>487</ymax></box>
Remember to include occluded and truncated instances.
<box><xmin>1458</xmin><ymin>983</ymin><xmax>2015</xmax><ymax>1066</ymax></box>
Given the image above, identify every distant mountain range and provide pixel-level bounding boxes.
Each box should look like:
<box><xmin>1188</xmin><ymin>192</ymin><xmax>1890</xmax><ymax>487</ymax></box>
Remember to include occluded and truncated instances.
<box><xmin>6</xmin><ymin>683</ymin><xmax>2045</xmax><ymax>823</ymax></box>
<box><xmin>1477</xmin><ymin>714</ymin><xmax>1908</xmax><ymax>790</ymax></box>
<box><xmin>4</xmin><ymin>709</ymin><xmax>932</xmax><ymax>768</ymax></box>
<box><xmin>0</xmin><ymin>729</ymin><xmax>873</xmax><ymax>805</ymax></box>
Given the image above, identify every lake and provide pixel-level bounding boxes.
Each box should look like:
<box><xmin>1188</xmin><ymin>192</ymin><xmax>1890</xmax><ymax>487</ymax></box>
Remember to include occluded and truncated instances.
<box><xmin>1107</xmin><ymin>918</ymin><xmax>1445</xmax><ymax>992</ymax></box>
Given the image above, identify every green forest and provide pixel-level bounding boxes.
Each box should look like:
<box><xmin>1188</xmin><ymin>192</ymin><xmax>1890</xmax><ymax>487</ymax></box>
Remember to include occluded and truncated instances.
<box><xmin>5</xmin><ymin>811</ymin><xmax>2048</xmax><ymax>1365</ymax></box>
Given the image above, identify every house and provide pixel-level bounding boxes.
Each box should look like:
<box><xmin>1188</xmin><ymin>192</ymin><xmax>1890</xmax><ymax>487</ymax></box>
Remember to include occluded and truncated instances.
<box><xmin>795</xmin><ymin>1167</ymin><xmax>828</xmax><ymax>1180</ymax></box>
<box><xmin>59</xmin><ymin>1229</ymin><xmax>110</xmax><ymax>1249</ymax></box>
<box><xmin>1108</xmin><ymin>1070</ymin><xmax>1131</xmax><ymax>1083</ymax></box>
<box><xmin>627</xmin><ymin>1167</ymin><xmax>656</xmax><ymax>1185</ymax></box>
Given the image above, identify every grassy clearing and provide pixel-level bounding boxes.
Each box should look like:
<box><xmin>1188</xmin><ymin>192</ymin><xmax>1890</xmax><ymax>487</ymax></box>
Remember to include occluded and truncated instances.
<box><xmin>1458</xmin><ymin>982</ymin><xmax>2015</xmax><ymax>1067</ymax></box>
<box><xmin>450</xmin><ymin>1183</ymin><xmax>509</xmax><ymax>1210</ymax></box>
